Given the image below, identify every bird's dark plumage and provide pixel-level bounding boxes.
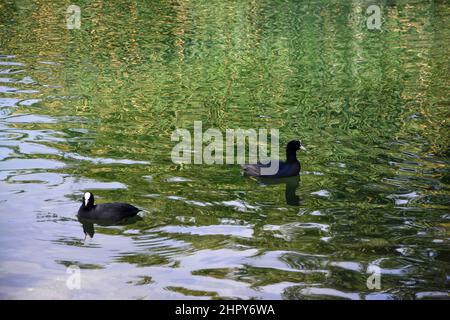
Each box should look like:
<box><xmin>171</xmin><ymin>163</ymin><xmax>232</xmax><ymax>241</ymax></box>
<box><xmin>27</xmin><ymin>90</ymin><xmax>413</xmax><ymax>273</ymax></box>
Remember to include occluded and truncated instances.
<box><xmin>241</xmin><ymin>140</ymin><xmax>305</xmax><ymax>178</ymax></box>
<box><xmin>77</xmin><ymin>192</ymin><xmax>140</xmax><ymax>222</ymax></box>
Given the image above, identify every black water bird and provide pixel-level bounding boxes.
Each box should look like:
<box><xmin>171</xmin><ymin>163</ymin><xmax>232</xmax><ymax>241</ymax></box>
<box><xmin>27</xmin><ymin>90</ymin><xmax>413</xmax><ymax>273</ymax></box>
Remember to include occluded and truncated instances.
<box><xmin>241</xmin><ymin>140</ymin><xmax>306</xmax><ymax>178</ymax></box>
<box><xmin>77</xmin><ymin>192</ymin><xmax>141</xmax><ymax>222</ymax></box>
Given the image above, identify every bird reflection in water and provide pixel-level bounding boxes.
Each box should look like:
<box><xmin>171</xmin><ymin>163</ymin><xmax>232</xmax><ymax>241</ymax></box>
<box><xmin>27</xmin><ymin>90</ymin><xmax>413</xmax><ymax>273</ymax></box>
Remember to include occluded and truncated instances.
<box><xmin>78</xmin><ymin>216</ymin><xmax>142</xmax><ymax>241</ymax></box>
<box><xmin>257</xmin><ymin>175</ymin><xmax>301</xmax><ymax>206</ymax></box>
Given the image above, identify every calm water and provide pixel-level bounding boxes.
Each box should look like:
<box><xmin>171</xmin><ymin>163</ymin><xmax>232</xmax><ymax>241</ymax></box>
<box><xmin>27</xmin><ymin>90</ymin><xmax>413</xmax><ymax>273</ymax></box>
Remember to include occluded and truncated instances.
<box><xmin>0</xmin><ymin>0</ymin><xmax>449</xmax><ymax>299</ymax></box>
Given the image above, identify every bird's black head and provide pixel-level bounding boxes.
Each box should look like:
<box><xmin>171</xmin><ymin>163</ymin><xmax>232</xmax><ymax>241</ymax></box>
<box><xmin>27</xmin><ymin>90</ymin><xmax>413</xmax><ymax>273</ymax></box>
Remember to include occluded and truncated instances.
<box><xmin>286</xmin><ymin>140</ymin><xmax>306</xmax><ymax>152</ymax></box>
<box><xmin>82</xmin><ymin>192</ymin><xmax>95</xmax><ymax>208</ymax></box>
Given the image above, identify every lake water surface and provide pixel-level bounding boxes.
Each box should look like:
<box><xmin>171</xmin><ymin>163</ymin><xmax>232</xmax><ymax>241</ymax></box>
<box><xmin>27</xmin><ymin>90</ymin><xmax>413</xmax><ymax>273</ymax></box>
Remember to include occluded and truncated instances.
<box><xmin>0</xmin><ymin>0</ymin><xmax>449</xmax><ymax>299</ymax></box>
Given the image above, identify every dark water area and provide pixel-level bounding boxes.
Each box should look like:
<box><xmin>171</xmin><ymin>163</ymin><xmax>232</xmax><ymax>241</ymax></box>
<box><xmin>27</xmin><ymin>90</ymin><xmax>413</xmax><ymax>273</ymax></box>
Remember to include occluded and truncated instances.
<box><xmin>0</xmin><ymin>0</ymin><xmax>449</xmax><ymax>299</ymax></box>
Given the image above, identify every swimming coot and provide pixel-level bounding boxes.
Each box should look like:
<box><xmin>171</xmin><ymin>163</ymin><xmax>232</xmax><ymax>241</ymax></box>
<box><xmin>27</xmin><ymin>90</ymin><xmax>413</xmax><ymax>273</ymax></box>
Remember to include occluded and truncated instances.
<box><xmin>241</xmin><ymin>140</ymin><xmax>305</xmax><ymax>178</ymax></box>
<box><xmin>77</xmin><ymin>192</ymin><xmax>141</xmax><ymax>222</ymax></box>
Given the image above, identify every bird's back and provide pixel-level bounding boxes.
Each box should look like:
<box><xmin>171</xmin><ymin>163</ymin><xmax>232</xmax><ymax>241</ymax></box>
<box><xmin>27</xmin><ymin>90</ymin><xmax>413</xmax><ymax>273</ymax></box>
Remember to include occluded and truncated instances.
<box><xmin>78</xmin><ymin>202</ymin><xmax>140</xmax><ymax>221</ymax></box>
<box><xmin>241</xmin><ymin>160</ymin><xmax>300</xmax><ymax>178</ymax></box>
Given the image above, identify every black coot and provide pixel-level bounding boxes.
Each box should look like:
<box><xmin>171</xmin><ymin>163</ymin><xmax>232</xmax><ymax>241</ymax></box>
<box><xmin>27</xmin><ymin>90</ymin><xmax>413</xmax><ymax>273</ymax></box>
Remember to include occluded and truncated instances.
<box><xmin>241</xmin><ymin>140</ymin><xmax>305</xmax><ymax>178</ymax></box>
<box><xmin>77</xmin><ymin>192</ymin><xmax>141</xmax><ymax>222</ymax></box>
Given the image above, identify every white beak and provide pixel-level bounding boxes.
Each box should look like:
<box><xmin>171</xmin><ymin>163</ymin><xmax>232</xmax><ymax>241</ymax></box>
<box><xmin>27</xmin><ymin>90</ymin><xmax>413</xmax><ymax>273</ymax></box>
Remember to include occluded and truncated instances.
<box><xmin>300</xmin><ymin>145</ymin><xmax>306</xmax><ymax>151</ymax></box>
